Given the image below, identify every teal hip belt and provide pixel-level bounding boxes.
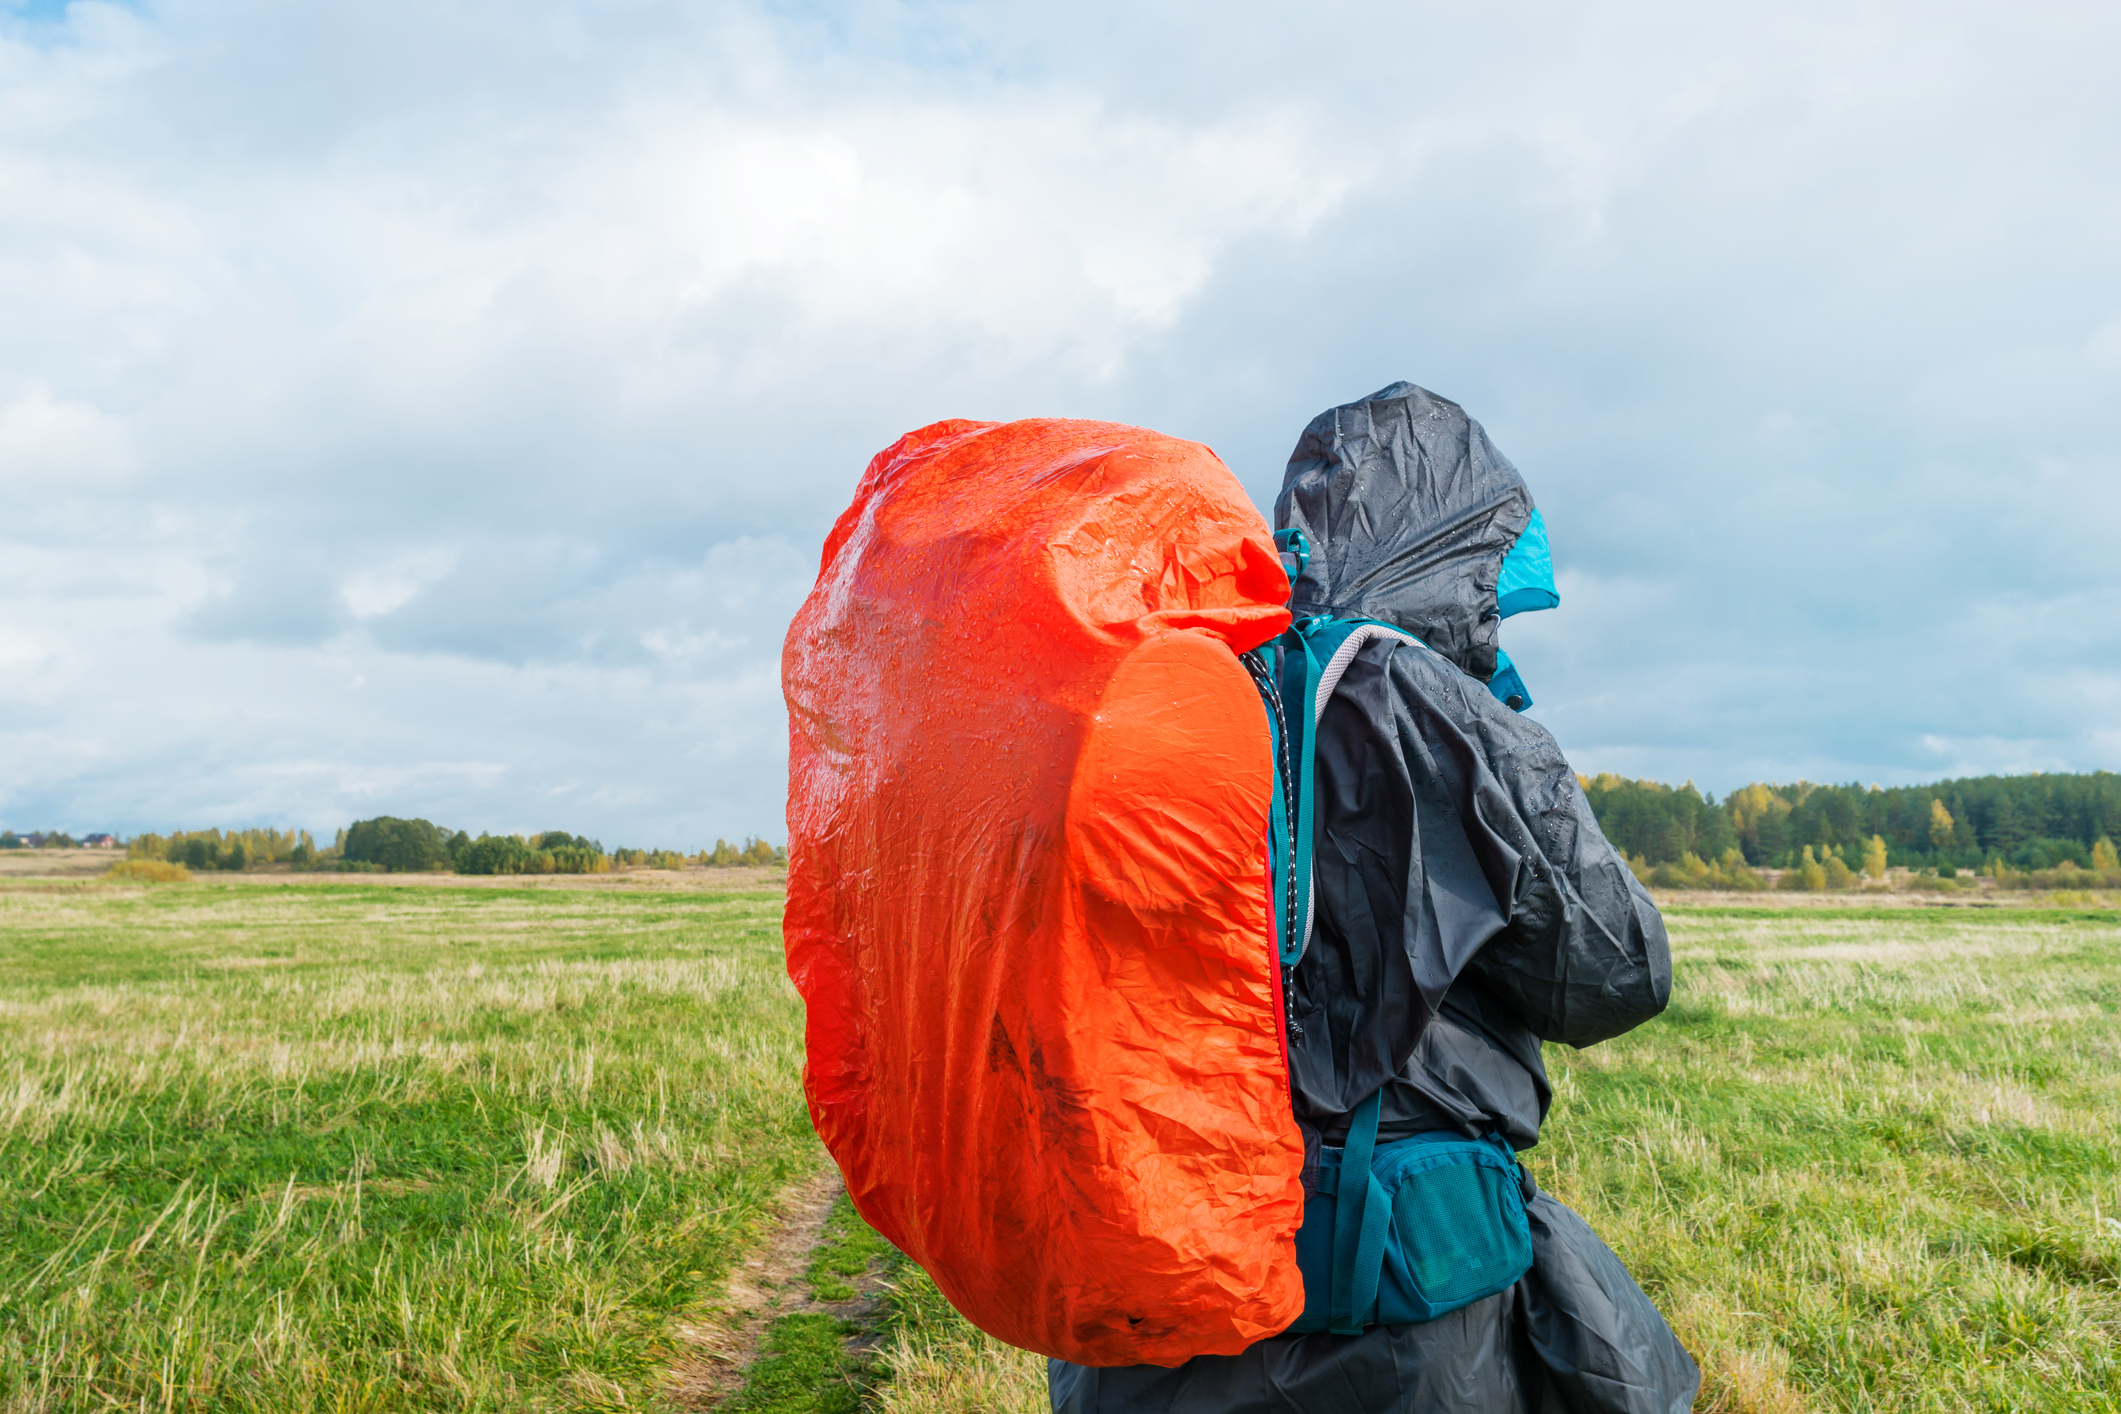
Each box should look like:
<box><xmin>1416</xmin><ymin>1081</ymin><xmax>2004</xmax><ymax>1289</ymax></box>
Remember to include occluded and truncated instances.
<box><xmin>1285</xmin><ymin>1090</ymin><xmax>1536</xmax><ymax>1335</ymax></box>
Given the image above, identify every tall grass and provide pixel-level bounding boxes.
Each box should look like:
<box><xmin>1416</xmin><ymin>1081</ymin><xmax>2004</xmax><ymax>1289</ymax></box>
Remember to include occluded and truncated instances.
<box><xmin>870</xmin><ymin>1264</ymin><xmax>1045</xmax><ymax>1414</ymax></box>
<box><xmin>1540</xmin><ymin>905</ymin><xmax>2121</xmax><ymax>1412</ymax></box>
<box><xmin>4</xmin><ymin>883</ymin><xmax>2115</xmax><ymax>1412</ymax></box>
<box><xmin>0</xmin><ymin>880</ymin><xmax>811</xmax><ymax>1412</ymax></box>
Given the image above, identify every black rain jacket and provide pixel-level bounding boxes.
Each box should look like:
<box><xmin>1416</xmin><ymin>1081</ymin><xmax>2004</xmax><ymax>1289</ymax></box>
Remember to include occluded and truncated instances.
<box><xmin>1050</xmin><ymin>384</ymin><xmax>1699</xmax><ymax>1414</ymax></box>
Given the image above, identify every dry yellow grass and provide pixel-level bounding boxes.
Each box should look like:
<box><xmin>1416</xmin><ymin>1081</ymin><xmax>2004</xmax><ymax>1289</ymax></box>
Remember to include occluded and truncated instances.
<box><xmin>101</xmin><ymin>858</ymin><xmax>189</xmax><ymax>883</ymax></box>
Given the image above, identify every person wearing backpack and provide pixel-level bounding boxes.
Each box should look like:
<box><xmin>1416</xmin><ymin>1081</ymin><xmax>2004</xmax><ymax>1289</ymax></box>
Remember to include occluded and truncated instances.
<box><xmin>1048</xmin><ymin>383</ymin><xmax>1701</xmax><ymax>1414</ymax></box>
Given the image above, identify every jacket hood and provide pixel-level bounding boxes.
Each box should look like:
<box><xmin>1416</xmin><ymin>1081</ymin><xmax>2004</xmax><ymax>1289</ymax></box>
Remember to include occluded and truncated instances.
<box><xmin>1274</xmin><ymin>382</ymin><xmax>1556</xmax><ymax>689</ymax></box>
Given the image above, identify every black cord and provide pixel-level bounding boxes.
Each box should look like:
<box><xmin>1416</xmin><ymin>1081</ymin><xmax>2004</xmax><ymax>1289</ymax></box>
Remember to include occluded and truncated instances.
<box><xmin>1241</xmin><ymin>646</ymin><xmax>1305</xmax><ymax>1044</ymax></box>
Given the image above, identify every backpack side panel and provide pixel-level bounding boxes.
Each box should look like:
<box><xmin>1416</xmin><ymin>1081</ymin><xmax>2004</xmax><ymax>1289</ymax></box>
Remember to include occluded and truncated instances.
<box><xmin>783</xmin><ymin>417</ymin><xmax>1305</xmax><ymax>1367</ymax></box>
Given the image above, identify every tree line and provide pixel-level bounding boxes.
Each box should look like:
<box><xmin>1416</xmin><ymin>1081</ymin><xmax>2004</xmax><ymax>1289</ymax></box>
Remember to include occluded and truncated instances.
<box><xmin>124</xmin><ymin>819</ymin><xmax>786</xmax><ymax>875</ymax></box>
<box><xmin>1580</xmin><ymin>770</ymin><xmax>2121</xmax><ymax>874</ymax></box>
<box><xmin>74</xmin><ymin>771</ymin><xmax>2121</xmax><ymax>883</ymax></box>
<box><xmin>0</xmin><ymin>830</ymin><xmax>80</xmax><ymax>849</ymax></box>
<box><xmin>120</xmin><ymin>828</ymin><xmax>317</xmax><ymax>870</ymax></box>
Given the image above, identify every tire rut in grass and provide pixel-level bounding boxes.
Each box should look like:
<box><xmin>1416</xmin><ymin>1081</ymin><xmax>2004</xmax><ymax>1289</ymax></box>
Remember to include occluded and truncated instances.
<box><xmin>667</xmin><ymin>1166</ymin><xmax>896</xmax><ymax>1411</ymax></box>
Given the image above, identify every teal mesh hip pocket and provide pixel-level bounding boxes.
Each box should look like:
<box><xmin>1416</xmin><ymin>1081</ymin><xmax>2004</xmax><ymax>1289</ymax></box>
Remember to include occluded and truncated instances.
<box><xmin>1287</xmin><ymin>1091</ymin><xmax>1534</xmax><ymax>1333</ymax></box>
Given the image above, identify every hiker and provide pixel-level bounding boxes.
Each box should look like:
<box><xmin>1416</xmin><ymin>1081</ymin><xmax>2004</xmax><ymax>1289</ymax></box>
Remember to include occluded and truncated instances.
<box><xmin>1049</xmin><ymin>383</ymin><xmax>1701</xmax><ymax>1414</ymax></box>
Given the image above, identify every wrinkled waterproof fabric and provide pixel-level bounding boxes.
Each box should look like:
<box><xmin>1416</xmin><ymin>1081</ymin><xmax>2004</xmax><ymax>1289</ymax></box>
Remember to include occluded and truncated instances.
<box><xmin>782</xmin><ymin>418</ymin><xmax>1308</xmax><ymax>1368</ymax></box>
<box><xmin>1287</xmin><ymin>640</ymin><xmax>1671</xmax><ymax>1131</ymax></box>
<box><xmin>1278</xmin><ymin>382</ymin><xmax>1536</xmax><ymax>684</ymax></box>
<box><xmin>1052</xmin><ymin>384</ymin><xmax>1697</xmax><ymax>1412</ymax></box>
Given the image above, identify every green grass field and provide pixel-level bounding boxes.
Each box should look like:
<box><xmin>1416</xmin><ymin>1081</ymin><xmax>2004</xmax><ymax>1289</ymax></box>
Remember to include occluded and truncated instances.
<box><xmin>1544</xmin><ymin>904</ymin><xmax>2121</xmax><ymax>1412</ymax></box>
<box><xmin>0</xmin><ymin>878</ymin><xmax>813</xmax><ymax>1411</ymax></box>
<box><xmin>0</xmin><ymin>879</ymin><xmax>2115</xmax><ymax>1411</ymax></box>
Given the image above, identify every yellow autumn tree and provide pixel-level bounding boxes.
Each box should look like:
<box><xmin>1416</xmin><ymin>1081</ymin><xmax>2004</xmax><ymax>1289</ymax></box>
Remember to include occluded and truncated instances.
<box><xmin>1863</xmin><ymin>834</ymin><xmax>1888</xmax><ymax>880</ymax></box>
<box><xmin>1728</xmin><ymin>783</ymin><xmax>1793</xmax><ymax>835</ymax></box>
<box><xmin>2093</xmin><ymin>837</ymin><xmax>2119</xmax><ymax>873</ymax></box>
<box><xmin>1780</xmin><ymin>845</ymin><xmax>1829</xmax><ymax>892</ymax></box>
<box><xmin>1928</xmin><ymin>798</ymin><xmax>1955</xmax><ymax>849</ymax></box>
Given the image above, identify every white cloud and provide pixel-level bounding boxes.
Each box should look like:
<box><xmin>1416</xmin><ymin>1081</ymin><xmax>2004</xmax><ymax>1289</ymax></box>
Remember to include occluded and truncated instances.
<box><xmin>339</xmin><ymin>549</ymin><xmax>455</xmax><ymax>620</ymax></box>
<box><xmin>0</xmin><ymin>627</ymin><xmax>48</xmax><ymax>672</ymax></box>
<box><xmin>0</xmin><ymin>382</ymin><xmax>131</xmax><ymax>482</ymax></box>
<box><xmin>1</xmin><ymin>0</ymin><xmax>2118</xmax><ymax>835</ymax></box>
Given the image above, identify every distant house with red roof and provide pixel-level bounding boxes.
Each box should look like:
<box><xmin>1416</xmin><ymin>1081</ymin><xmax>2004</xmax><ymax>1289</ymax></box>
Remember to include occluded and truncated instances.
<box><xmin>84</xmin><ymin>834</ymin><xmax>118</xmax><ymax>849</ymax></box>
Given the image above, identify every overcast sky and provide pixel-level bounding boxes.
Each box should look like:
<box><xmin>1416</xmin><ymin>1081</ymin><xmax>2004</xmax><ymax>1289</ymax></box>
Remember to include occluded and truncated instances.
<box><xmin>3</xmin><ymin>0</ymin><xmax>2117</xmax><ymax>845</ymax></box>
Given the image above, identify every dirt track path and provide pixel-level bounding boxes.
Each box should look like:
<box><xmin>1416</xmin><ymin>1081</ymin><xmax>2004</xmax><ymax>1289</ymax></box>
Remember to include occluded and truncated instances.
<box><xmin>666</xmin><ymin>1167</ymin><xmax>883</xmax><ymax>1408</ymax></box>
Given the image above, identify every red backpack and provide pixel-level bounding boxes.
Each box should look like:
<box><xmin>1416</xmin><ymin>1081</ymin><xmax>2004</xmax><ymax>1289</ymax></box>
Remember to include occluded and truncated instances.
<box><xmin>782</xmin><ymin>417</ymin><xmax>1305</xmax><ymax>1366</ymax></box>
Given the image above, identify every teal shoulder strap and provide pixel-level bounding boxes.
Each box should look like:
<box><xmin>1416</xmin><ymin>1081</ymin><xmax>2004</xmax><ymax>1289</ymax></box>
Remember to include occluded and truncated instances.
<box><xmin>1256</xmin><ymin>529</ymin><xmax>1424</xmax><ymax>1334</ymax></box>
<box><xmin>1268</xmin><ymin>613</ymin><xmax>1424</xmax><ymax>962</ymax></box>
<box><xmin>1242</xmin><ymin>647</ymin><xmax>1299</xmax><ymax>969</ymax></box>
<box><xmin>1329</xmin><ymin>1087</ymin><xmax>1392</xmax><ymax>1334</ymax></box>
<box><xmin>1256</xmin><ymin>527</ymin><xmax>1426</xmax><ymax>965</ymax></box>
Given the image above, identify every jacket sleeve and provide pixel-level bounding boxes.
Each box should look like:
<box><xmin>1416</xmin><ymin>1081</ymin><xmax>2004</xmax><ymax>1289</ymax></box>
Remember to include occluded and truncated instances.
<box><xmin>1384</xmin><ymin>646</ymin><xmax>1672</xmax><ymax>1048</ymax></box>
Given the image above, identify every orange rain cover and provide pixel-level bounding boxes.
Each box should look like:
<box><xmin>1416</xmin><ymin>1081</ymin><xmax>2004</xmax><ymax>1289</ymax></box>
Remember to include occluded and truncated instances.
<box><xmin>782</xmin><ymin>418</ymin><xmax>1308</xmax><ymax>1367</ymax></box>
